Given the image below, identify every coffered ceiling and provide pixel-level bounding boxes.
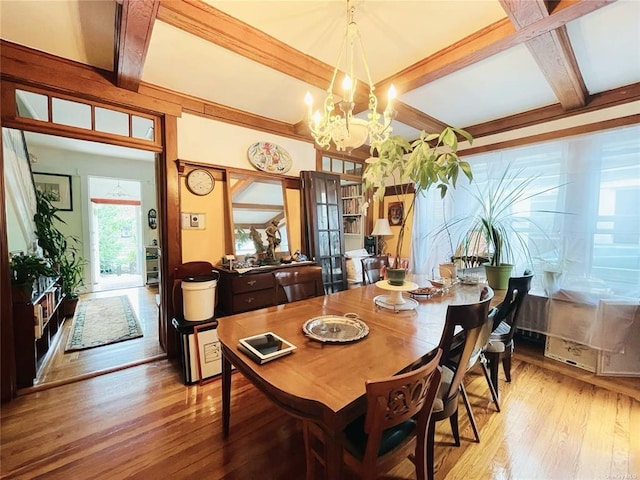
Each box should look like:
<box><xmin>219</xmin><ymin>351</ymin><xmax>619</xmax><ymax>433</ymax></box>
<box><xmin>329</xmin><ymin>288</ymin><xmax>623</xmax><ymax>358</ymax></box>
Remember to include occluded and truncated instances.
<box><xmin>1</xmin><ymin>0</ymin><xmax>639</xmax><ymax>146</ymax></box>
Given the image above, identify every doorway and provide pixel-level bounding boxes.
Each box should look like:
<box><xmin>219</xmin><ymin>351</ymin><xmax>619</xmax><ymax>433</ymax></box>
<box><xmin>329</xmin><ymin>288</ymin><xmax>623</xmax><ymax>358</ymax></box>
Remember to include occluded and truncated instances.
<box><xmin>89</xmin><ymin>177</ymin><xmax>144</xmax><ymax>292</ymax></box>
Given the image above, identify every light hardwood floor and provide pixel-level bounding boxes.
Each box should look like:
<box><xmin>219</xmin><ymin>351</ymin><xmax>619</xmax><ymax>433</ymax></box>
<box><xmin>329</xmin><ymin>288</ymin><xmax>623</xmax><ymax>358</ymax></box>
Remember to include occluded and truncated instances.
<box><xmin>2</xmin><ymin>342</ymin><xmax>638</xmax><ymax>480</ymax></box>
<box><xmin>29</xmin><ymin>286</ymin><xmax>165</xmax><ymax>391</ymax></box>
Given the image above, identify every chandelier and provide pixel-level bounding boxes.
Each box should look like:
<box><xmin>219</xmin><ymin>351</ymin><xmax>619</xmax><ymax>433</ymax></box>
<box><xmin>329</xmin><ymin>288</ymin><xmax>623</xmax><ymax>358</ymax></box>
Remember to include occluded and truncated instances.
<box><xmin>304</xmin><ymin>1</ymin><xmax>396</xmax><ymax>152</ymax></box>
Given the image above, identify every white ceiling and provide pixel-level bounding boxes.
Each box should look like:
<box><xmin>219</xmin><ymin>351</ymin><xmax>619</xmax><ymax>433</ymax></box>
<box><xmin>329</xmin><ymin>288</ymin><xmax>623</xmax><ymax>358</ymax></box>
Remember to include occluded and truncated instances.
<box><xmin>1</xmin><ymin>0</ymin><xmax>639</xmax><ymax>151</ymax></box>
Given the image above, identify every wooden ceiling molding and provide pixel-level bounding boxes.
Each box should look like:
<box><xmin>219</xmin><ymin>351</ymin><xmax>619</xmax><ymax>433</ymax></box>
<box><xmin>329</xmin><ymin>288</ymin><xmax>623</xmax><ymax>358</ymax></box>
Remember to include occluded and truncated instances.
<box><xmin>156</xmin><ymin>0</ymin><xmax>446</xmax><ymax>133</ymax></box>
<box><xmin>499</xmin><ymin>0</ymin><xmax>588</xmax><ymax>110</ymax></box>
<box><xmin>376</xmin><ymin>0</ymin><xmax>613</xmax><ymax>97</ymax></box>
<box><xmin>115</xmin><ymin>0</ymin><xmax>160</xmax><ymax>91</ymax></box>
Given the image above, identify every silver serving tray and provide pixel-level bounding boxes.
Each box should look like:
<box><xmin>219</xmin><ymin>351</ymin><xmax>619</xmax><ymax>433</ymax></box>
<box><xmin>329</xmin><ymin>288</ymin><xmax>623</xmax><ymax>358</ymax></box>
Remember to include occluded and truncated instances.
<box><xmin>302</xmin><ymin>314</ymin><xmax>369</xmax><ymax>343</ymax></box>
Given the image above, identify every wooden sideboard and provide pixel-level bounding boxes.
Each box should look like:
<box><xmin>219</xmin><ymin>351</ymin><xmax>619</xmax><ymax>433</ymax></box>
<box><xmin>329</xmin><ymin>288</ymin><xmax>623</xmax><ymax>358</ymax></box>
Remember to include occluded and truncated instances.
<box><xmin>214</xmin><ymin>262</ymin><xmax>316</xmax><ymax>316</ymax></box>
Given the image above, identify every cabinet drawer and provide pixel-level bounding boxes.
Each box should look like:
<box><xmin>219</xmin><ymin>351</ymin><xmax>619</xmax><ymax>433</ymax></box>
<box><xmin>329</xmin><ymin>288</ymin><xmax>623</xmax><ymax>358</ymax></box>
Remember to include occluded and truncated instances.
<box><xmin>232</xmin><ymin>289</ymin><xmax>274</xmax><ymax>313</ymax></box>
<box><xmin>231</xmin><ymin>273</ymin><xmax>274</xmax><ymax>293</ymax></box>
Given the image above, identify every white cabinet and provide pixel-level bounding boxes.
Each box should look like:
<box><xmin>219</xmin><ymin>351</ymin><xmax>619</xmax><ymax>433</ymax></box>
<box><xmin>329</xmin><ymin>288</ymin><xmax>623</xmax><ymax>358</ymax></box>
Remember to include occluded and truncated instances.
<box><xmin>341</xmin><ymin>182</ymin><xmax>364</xmax><ymax>252</ymax></box>
<box><xmin>144</xmin><ymin>246</ymin><xmax>159</xmax><ymax>286</ymax></box>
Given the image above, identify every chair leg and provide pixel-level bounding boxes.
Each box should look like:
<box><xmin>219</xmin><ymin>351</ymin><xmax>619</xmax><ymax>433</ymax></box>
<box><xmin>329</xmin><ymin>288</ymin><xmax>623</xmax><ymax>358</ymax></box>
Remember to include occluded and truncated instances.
<box><xmin>481</xmin><ymin>360</ymin><xmax>501</xmax><ymax>412</ymax></box>
<box><xmin>460</xmin><ymin>383</ymin><xmax>480</xmax><ymax>443</ymax></box>
<box><xmin>449</xmin><ymin>407</ymin><xmax>460</xmax><ymax>446</ymax></box>
<box><xmin>502</xmin><ymin>354</ymin><xmax>512</xmax><ymax>383</ymax></box>
<box><xmin>427</xmin><ymin>419</ymin><xmax>436</xmax><ymax>480</ymax></box>
<box><xmin>486</xmin><ymin>351</ymin><xmax>500</xmax><ymax>393</ymax></box>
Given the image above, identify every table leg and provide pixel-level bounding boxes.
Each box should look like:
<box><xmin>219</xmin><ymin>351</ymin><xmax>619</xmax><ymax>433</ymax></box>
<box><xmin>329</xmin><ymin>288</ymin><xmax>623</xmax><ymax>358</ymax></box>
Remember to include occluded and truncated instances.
<box><xmin>222</xmin><ymin>353</ymin><xmax>232</xmax><ymax>438</ymax></box>
<box><xmin>323</xmin><ymin>430</ymin><xmax>343</xmax><ymax>480</ymax></box>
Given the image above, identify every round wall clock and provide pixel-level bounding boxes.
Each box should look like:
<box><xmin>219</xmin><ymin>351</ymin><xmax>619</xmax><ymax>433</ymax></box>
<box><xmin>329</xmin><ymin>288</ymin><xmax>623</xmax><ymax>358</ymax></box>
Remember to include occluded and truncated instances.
<box><xmin>247</xmin><ymin>142</ymin><xmax>292</xmax><ymax>174</ymax></box>
<box><xmin>186</xmin><ymin>168</ymin><xmax>215</xmax><ymax>196</ymax></box>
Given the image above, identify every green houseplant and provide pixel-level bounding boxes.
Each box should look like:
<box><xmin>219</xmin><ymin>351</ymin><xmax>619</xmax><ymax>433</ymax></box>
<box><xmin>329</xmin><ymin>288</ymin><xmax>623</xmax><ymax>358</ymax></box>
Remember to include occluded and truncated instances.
<box><xmin>34</xmin><ymin>189</ymin><xmax>86</xmax><ymax>314</ymax></box>
<box><xmin>439</xmin><ymin>165</ymin><xmax>566</xmax><ymax>289</ymax></box>
<box><xmin>10</xmin><ymin>253</ymin><xmax>55</xmax><ymax>302</ymax></box>
<box><xmin>363</xmin><ymin>127</ymin><xmax>473</xmax><ymax>284</ymax></box>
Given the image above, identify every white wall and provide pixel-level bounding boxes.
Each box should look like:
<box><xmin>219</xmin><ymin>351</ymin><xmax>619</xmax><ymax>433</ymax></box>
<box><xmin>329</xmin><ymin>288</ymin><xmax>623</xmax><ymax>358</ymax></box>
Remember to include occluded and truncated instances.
<box><xmin>177</xmin><ymin>114</ymin><xmax>317</xmax><ymax>175</ymax></box>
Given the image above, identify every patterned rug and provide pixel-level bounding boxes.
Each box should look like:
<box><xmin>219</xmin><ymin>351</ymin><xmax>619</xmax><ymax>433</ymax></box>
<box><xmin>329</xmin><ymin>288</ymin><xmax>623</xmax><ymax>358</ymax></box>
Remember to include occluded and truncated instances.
<box><xmin>65</xmin><ymin>296</ymin><xmax>143</xmax><ymax>352</ymax></box>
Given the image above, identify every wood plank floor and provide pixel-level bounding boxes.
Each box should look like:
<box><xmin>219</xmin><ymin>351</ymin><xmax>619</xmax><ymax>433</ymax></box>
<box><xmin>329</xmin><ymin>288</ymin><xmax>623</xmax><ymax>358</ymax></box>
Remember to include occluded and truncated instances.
<box><xmin>2</xmin><ymin>342</ymin><xmax>638</xmax><ymax>480</ymax></box>
<box><xmin>31</xmin><ymin>286</ymin><xmax>164</xmax><ymax>390</ymax></box>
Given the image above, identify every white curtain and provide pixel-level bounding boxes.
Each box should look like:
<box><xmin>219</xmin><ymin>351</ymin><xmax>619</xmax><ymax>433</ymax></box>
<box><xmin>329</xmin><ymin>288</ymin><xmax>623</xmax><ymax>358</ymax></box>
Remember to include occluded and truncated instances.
<box><xmin>414</xmin><ymin>124</ymin><xmax>640</xmax><ymax>349</ymax></box>
<box><xmin>3</xmin><ymin>127</ymin><xmax>37</xmax><ymax>251</ymax></box>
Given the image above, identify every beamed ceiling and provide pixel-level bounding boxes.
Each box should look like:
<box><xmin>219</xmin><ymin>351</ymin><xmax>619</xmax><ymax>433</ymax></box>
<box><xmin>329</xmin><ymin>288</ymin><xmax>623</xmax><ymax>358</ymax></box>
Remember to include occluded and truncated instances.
<box><xmin>1</xmin><ymin>0</ymin><xmax>639</xmax><ymax>150</ymax></box>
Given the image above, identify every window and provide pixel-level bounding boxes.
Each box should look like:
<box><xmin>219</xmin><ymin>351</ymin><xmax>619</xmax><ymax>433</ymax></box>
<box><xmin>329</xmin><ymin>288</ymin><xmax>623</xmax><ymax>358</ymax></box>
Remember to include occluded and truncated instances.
<box><xmin>414</xmin><ymin>125</ymin><xmax>640</xmax><ymax>294</ymax></box>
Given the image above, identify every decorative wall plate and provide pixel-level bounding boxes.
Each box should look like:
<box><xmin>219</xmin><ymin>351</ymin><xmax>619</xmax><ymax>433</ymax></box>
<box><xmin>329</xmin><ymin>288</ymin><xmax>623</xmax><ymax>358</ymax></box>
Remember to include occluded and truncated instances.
<box><xmin>247</xmin><ymin>142</ymin><xmax>292</xmax><ymax>174</ymax></box>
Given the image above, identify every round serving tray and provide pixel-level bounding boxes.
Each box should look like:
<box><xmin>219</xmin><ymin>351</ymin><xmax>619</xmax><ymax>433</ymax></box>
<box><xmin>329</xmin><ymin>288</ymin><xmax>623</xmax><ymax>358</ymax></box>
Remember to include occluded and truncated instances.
<box><xmin>302</xmin><ymin>314</ymin><xmax>369</xmax><ymax>343</ymax></box>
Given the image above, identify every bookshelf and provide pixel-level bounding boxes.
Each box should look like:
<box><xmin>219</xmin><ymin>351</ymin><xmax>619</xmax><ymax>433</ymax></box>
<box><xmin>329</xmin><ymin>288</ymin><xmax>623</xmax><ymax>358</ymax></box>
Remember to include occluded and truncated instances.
<box><xmin>341</xmin><ymin>181</ymin><xmax>364</xmax><ymax>252</ymax></box>
<box><xmin>144</xmin><ymin>246</ymin><xmax>160</xmax><ymax>286</ymax></box>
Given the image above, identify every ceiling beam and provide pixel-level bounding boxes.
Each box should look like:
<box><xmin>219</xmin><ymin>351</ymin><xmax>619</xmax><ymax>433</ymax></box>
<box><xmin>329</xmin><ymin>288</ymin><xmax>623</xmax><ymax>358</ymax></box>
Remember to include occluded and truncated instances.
<box><xmin>115</xmin><ymin>0</ymin><xmax>159</xmax><ymax>91</ymax></box>
<box><xmin>499</xmin><ymin>0</ymin><xmax>588</xmax><ymax>109</ymax></box>
<box><xmin>376</xmin><ymin>0</ymin><xmax>613</xmax><ymax>97</ymax></box>
<box><xmin>156</xmin><ymin>0</ymin><xmax>444</xmax><ymax>132</ymax></box>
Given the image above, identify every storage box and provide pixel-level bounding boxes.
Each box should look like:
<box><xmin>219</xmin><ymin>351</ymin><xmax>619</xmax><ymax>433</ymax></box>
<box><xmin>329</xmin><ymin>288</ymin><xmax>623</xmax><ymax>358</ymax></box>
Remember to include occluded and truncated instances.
<box><xmin>544</xmin><ymin>336</ymin><xmax>598</xmax><ymax>372</ymax></box>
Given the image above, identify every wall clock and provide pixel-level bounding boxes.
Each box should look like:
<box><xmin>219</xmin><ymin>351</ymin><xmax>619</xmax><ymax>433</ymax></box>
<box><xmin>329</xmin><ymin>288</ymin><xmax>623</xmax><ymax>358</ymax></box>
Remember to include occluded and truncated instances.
<box><xmin>186</xmin><ymin>168</ymin><xmax>215</xmax><ymax>196</ymax></box>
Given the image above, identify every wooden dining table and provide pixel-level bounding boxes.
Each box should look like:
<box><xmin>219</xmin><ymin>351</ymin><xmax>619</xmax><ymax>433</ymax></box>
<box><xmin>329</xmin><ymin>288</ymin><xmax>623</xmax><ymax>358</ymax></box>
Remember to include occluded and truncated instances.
<box><xmin>218</xmin><ymin>280</ymin><xmax>498</xmax><ymax>479</ymax></box>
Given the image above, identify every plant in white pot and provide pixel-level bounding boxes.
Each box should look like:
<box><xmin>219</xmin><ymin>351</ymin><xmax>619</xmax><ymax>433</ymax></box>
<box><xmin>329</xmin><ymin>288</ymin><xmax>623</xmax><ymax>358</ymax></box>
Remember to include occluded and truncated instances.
<box><xmin>363</xmin><ymin>127</ymin><xmax>473</xmax><ymax>285</ymax></box>
<box><xmin>438</xmin><ymin>165</ymin><xmax>567</xmax><ymax>289</ymax></box>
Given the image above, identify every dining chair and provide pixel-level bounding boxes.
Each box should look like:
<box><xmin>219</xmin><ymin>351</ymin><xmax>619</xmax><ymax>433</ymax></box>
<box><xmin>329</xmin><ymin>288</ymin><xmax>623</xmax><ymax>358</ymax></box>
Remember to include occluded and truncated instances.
<box><xmin>427</xmin><ymin>286</ymin><xmax>494</xmax><ymax>480</ymax></box>
<box><xmin>303</xmin><ymin>349</ymin><xmax>443</xmax><ymax>480</ymax></box>
<box><xmin>273</xmin><ymin>265</ymin><xmax>325</xmax><ymax>303</ymax></box>
<box><xmin>484</xmin><ymin>272</ymin><xmax>533</xmax><ymax>391</ymax></box>
<box><xmin>360</xmin><ymin>255</ymin><xmax>389</xmax><ymax>285</ymax></box>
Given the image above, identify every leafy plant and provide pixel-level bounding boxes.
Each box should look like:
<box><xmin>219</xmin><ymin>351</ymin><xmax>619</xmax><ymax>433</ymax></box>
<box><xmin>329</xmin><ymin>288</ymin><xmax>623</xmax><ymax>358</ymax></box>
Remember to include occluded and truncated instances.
<box><xmin>363</xmin><ymin>127</ymin><xmax>473</xmax><ymax>266</ymax></box>
<box><xmin>10</xmin><ymin>253</ymin><xmax>55</xmax><ymax>286</ymax></box>
<box><xmin>438</xmin><ymin>165</ymin><xmax>567</xmax><ymax>268</ymax></box>
<box><xmin>34</xmin><ymin>189</ymin><xmax>86</xmax><ymax>297</ymax></box>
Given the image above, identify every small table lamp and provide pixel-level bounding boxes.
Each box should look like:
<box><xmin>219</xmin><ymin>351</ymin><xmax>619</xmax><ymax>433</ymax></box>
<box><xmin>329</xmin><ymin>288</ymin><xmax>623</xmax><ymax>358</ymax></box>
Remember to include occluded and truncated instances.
<box><xmin>371</xmin><ymin>218</ymin><xmax>392</xmax><ymax>255</ymax></box>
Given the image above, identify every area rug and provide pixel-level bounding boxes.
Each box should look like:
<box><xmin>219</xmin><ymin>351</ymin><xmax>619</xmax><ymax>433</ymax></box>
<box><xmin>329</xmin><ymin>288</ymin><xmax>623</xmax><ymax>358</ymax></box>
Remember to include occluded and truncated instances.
<box><xmin>65</xmin><ymin>296</ymin><xmax>143</xmax><ymax>352</ymax></box>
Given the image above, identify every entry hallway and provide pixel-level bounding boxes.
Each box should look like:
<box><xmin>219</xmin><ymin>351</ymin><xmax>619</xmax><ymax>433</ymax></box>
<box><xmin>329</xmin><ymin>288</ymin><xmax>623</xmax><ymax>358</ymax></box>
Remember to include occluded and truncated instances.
<box><xmin>1</xmin><ymin>345</ymin><xmax>638</xmax><ymax>479</ymax></box>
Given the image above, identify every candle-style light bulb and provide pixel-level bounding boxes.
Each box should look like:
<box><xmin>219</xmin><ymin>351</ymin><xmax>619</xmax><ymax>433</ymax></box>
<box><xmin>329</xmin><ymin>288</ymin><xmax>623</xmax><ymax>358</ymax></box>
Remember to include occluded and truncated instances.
<box><xmin>342</xmin><ymin>74</ymin><xmax>352</xmax><ymax>93</ymax></box>
<box><xmin>305</xmin><ymin>91</ymin><xmax>313</xmax><ymax>106</ymax></box>
<box><xmin>387</xmin><ymin>84</ymin><xmax>397</xmax><ymax>101</ymax></box>
<box><xmin>312</xmin><ymin>110</ymin><xmax>322</xmax><ymax>126</ymax></box>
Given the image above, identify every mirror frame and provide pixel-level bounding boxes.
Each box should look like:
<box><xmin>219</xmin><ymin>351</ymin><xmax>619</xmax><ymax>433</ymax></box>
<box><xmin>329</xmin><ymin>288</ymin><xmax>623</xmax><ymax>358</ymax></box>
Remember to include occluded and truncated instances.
<box><xmin>225</xmin><ymin>168</ymin><xmax>291</xmax><ymax>258</ymax></box>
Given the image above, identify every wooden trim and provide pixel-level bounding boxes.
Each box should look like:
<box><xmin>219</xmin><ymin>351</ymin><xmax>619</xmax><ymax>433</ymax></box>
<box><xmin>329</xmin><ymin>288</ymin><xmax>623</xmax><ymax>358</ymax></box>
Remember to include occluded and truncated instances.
<box><xmin>0</xmin><ymin>40</ymin><xmax>182</xmax><ymax>117</ymax></box>
<box><xmin>90</xmin><ymin>198</ymin><xmax>142</xmax><ymax>206</ymax></box>
<box><xmin>2</xmin><ymin>81</ymin><xmax>163</xmax><ymax>152</ymax></box>
<box><xmin>159</xmin><ymin>115</ymin><xmax>180</xmax><ymax>357</ymax></box>
<box><xmin>115</xmin><ymin>0</ymin><xmax>159</xmax><ymax>91</ymax></box>
<box><xmin>459</xmin><ymin>114</ymin><xmax>640</xmax><ymax>157</ymax></box>
<box><xmin>0</xmin><ymin>129</ymin><xmax>17</xmax><ymax>402</ymax></box>
<box><xmin>376</xmin><ymin>0</ymin><xmax>613</xmax><ymax>96</ymax></box>
<box><xmin>499</xmin><ymin>0</ymin><xmax>587</xmax><ymax>109</ymax></box>
<box><xmin>466</xmin><ymin>82</ymin><xmax>640</xmax><ymax>138</ymax></box>
<box><xmin>139</xmin><ymin>83</ymin><xmax>307</xmax><ymax>141</ymax></box>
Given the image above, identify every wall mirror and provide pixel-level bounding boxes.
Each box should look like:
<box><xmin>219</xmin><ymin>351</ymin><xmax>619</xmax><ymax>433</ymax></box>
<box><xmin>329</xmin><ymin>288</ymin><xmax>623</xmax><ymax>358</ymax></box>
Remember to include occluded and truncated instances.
<box><xmin>228</xmin><ymin>172</ymin><xmax>290</xmax><ymax>258</ymax></box>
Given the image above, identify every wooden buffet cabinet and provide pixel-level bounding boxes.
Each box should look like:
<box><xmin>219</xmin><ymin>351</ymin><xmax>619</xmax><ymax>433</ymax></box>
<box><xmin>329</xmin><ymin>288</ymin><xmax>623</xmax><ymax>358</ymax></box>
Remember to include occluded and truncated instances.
<box><xmin>12</xmin><ymin>277</ymin><xmax>65</xmax><ymax>388</ymax></box>
<box><xmin>214</xmin><ymin>262</ymin><xmax>316</xmax><ymax>316</ymax></box>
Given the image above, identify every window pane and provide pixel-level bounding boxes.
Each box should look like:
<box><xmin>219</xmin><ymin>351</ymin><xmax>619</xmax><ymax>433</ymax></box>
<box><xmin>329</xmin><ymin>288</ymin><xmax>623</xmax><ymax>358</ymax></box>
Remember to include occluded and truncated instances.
<box><xmin>332</xmin><ymin>158</ymin><xmax>343</xmax><ymax>174</ymax></box>
<box><xmin>322</xmin><ymin>156</ymin><xmax>331</xmax><ymax>172</ymax></box>
<box><xmin>52</xmin><ymin>98</ymin><xmax>91</xmax><ymax>129</ymax></box>
<box><xmin>16</xmin><ymin>90</ymin><xmax>48</xmax><ymax>121</ymax></box>
<box><xmin>95</xmin><ymin>107</ymin><xmax>129</xmax><ymax>136</ymax></box>
<box><xmin>132</xmin><ymin>116</ymin><xmax>154</xmax><ymax>140</ymax></box>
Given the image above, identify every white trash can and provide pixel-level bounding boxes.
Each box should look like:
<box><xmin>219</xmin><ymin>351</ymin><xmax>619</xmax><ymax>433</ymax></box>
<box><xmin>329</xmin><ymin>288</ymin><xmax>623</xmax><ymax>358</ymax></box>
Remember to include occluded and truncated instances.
<box><xmin>181</xmin><ymin>274</ymin><xmax>218</xmax><ymax>321</ymax></box>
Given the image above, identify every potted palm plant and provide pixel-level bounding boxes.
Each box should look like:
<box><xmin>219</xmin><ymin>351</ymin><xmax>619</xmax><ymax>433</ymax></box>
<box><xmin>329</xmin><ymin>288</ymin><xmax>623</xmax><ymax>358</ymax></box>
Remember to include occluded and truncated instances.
<box><xmin>363</xmin><ymin>127</ymin><xmax>473</xmax><ymax>285</ymax></box>
<box><xmin>438</xmin><ymin>165</ymin><xmax>567</xmax><ymax>289</ymax></box>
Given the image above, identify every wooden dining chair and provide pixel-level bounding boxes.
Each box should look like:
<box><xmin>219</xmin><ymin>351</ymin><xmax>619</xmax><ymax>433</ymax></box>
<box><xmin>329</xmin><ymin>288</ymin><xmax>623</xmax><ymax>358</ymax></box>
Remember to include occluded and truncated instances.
<box><xmin>360</xmin><ymin>255</ymin><xmax>389</xmax><ymax>285</ymax></box>
<box><xmin>484</xmin><ymin>272</ymin><xmax>533</xmax><ymax>391</ymax></box>
<box><xmin>427</xmin><ymin>286</ymin><xmax>494</xmax><ymax>480</ymax></box>
<box><xmin>303</xmin><ymin>349</ymin><xmax>443</xmax><ymax>480</ymax></box>
<box><xmin>273</xmin><ymin>265</ymin><xmax>325</xmax><ymax>303</ymax></box>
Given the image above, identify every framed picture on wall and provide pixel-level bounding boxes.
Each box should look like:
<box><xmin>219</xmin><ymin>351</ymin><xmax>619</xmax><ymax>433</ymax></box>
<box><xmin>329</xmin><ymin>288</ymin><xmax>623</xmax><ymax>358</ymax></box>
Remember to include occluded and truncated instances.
<box><xmin>33</xmin><ymin>172</ymin><xmax>73</xmax><ymax>211</ymax></box>
<box><xmin>388</xmin><ymin>201</ymin><xmax>404</xmax><ymax>226</ymax></box>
